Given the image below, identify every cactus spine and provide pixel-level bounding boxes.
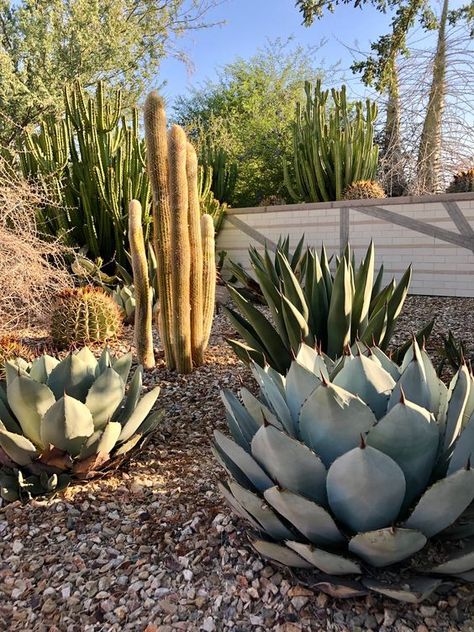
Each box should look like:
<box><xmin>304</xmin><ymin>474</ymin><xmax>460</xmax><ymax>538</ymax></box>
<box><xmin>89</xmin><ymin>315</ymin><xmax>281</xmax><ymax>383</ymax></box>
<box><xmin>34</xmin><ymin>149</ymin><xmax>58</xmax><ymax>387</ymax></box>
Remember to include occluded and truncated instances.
<box><xmin>129</xmin><ymin>199</ymin><xmax>155</xmax><ymax>369</ymax></box>
<box><xmin>144</xmin><ymin>92</ymin><xmax>175</xmax><ymax>369</ymax></box>
<box><xmin>144</xmin><ymin>94</ymin><xmax>216</xmax><ymax>373</ymax></box>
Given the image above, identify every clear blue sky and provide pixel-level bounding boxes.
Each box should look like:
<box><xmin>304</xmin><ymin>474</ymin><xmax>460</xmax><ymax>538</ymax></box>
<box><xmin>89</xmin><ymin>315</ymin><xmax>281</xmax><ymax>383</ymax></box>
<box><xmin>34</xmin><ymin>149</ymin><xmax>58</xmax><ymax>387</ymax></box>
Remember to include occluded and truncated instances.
<box><xmin>159</xmin><ymin>0</ymin><xmax>393</xmax><ymax>105</ymax></box>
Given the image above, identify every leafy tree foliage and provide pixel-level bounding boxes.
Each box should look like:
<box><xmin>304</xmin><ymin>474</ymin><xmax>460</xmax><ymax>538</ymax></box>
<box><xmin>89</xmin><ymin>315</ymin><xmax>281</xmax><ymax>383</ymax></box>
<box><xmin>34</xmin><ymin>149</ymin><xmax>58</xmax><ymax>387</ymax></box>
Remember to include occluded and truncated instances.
<box><xmin>173</xmin><ymin>39</ymin><xmax>328</xmax><ymax>207</ymax></box>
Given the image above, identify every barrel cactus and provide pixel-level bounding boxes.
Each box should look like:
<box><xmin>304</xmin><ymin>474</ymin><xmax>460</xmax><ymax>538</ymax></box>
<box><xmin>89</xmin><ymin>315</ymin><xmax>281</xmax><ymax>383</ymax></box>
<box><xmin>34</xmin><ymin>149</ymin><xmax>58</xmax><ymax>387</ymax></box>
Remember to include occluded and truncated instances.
<box><xmin>0</xmin><ymin>346</ymin><xmax>162</xmax><ymax>501</ymax></box>
<box><xmin>0</xmin><ymin>336</ymin><xmax>32</xmax><ymax>381</ymax></box>
<box><xmin>51</xmin><ymin>286</ymin><xmax>122</xmax><ymax>348</ymax></box>
<box><xmin>343</xmin><ymin>180</ymin><xmax>385</xmax><ymax>200</ymax></box>
<box><xmin>214</xmin><ymin>339</ymin><xmax>474</xmax><ymax>601</ymax></box>
<box><xmin>447</xmin><ymin>168</ymin><xmax>474</xmax><ymax>193</ymax></box>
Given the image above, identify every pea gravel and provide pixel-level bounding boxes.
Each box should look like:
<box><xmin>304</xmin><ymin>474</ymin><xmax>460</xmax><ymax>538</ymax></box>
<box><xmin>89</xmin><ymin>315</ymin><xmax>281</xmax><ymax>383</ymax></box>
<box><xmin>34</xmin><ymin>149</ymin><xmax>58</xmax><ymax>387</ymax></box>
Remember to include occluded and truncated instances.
<box><xmin>1</xmin><ymin>297</ymin><xmax>474</xmax><ymax>631</ymax></box>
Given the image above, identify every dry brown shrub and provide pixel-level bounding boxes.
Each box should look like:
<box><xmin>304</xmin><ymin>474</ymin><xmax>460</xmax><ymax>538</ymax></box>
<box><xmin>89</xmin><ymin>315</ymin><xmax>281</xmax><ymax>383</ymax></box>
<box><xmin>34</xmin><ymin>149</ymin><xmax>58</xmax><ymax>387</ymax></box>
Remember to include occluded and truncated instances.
<box><xmin>0</xmin><ymin>159</ymin><xmax>73</xmax><ymax>333</ymax></box>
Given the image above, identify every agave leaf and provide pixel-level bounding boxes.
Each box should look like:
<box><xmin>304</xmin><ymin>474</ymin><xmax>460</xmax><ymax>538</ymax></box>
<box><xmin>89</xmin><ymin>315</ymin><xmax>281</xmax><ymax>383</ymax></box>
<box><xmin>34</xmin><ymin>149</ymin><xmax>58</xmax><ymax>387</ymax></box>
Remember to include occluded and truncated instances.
<box><xmin>276</xmin><ymin>251</ymin><xmax>309</xmax><ymax>322</ymax></box>
<box><xmin>285</xmin><ymin>361</ymin><xmax>321</xmax><ymax>423</ymax></box>
<box><xmin>327</xmin><ymin>258</ymin><xmax>352</xmax><ymax>359</ymax></box>
<box><xmin>251</xmin><ymin>363</ymin><xmax>295</xmax><ymax>437</ymax></box>
<box><xmin>223</xmin><ymin>307</ymin><xmax>269</xmax><ymax>360</ymax></box>
<box><xmin>380</xmin><ymin>265</ymin><xmax>412</xmax><ymax>350</ymax></box>
<box><xmin>312</xmin><ymin>578</ymin><xmax>368</xmax><ymax>599</ymax></box>
<box><xmin>86</xmin><ymin>368</ymin><xmax>125</xmax><ymax>430</ymax></box>
<box><xmin>369</xmin><ymin>346</ymin><xmax>400</xmax><ymax>381</ymax></box>
<box><xmin>79</xmin><ymin>421</ymin><xmax>122</xmax><ymax>460</ymax></box>
<box><xmin>136</xmin><ymin>409</ymin><xmax>164</xmax><ymax>437</ymax></box>
<box><xmin>327</xmin><ymin>445</ymin><xmax>406</xmax><ymax>533</ymax></box>
<box><xmin>349</xmin><ymin>528</ymin><xmax>427</xmax><ymax>567</ymax></box>
<box><xmin>227</xmin><ymin>339</ymin><xmax>267</xmax><ymax>369</ymax></box>
<box><xmin>295</xmin><ymin>343</ymin><xmax>329</xmax><ymax>378</ymax></box>
<box><xmin>41</xmin><ymin>394</ymin><xmax>94</xmax><ymax>456</ymax></box>
<box><xmin>264</xmin><ymin>486</ymin><xmax>345</xmax><ymax>546</ymax></box>
<box><xmin>362</xmin><ymin>577</ymin><xmax>441</xmax><ymax>604</ymax></box>
<box><xmin>74</xmin><ymin>347</ymin><xmax>98</xmax><ymax>373</ymax></box>
<box><xmin>228</xmin><ymin>480</ymin><xmax>294</xmax><ymax>540</ymax></box>
<box><xmin>5</xmin><ymin>359</ymin><xmax>29</xmax><ymax>386</ymax></box>
<box><xmin>214</xmin><ymin>430</ymin><xmax>273</xmax><ymax>491</ymax></box>
<box><xmin>47</xmin><ymin>354</ymin><xmax>96</xmax><ymax>402</ymax></box>
<box><xmin>404</xmin><ymin>468</ymin><xmax>474</xmax><ymax>537</ymax></box>
<box><xmin>366</xmin><ymin>400</ymin><xmax>439</xmax><ymax>508</ymax></box>
<box><xmin>286</xmin><ymin>540</ymin><xmax>361</xmax><ymax>575</ymax></box>
<box><xmin>360</xmin><ymin>302</ymin><xmax>388</xmax><ymax>349</ymax></box>
<box><xmin>280</xmin><ymin>293</ymin><xmax>311</xmax><ymax>353</ymax></box>
<box><xmin>443</xmin><ymin>365</ymin><xmax>471</xmax><ymax>452</ymax></box>
<box><xmin>221</xmin><ymin>389</ymin><xmax>260</xmax><ymax>451</ymax></box>
<box><xmin>351</xmin><ymin>242</ymin><xmax>374</xmax><ymax>337</ymax></box>
<box><xmin>8</xmin><ymin>375</ymin><xmax>56</xmax><ymax>448</ymax></box>
<box><xmin>0</xmin><ymin>398</ymin><xmax>22</xmax><ymax>434</ymax></box>
<box><xmin>97</xmin><ymin>346</ymin><xmax>112</xmax><ymax>374</ymax></box>
<box><xmin>333</xmin><ymin>354</ymin><xmax>395</xmax><ymax>419</ymax></box>
<box><xmin>240</xmin><ymin>387</ymin><xmax>281</xmax><ymax>430</ymax></box>
<box><xmin>114</xmin><ymin>366</ymin><xmax>143</xmax><ymax>424</ymax></box>
<box><xmin>251</xmin><ymin>538</ymin><xmax>313</xmax><ymax>568</ymax></box>
<box><xmin>112</xmin><ymin>352</ymin><xmax>133</xmax><ymax>385</ymax></box>
<box><xmin>387</xmin><ymin>344</ymin><xmax>431</xmax><ymax>413</ymax></box>
<box><xmin>218</xmin><ymin>480</ymin><xmax>262</xmax><ymax>531</ymax></box>
<box><xmin>428</xmin><ymin>542</ymin><xmax>474</xmax><ymax>575</ymax></box>
<box><xmin>0</xmin><ymin>428</ymin><xmax>38</xmax><ymax>465</ymax></box>
<box><xmin>251</xmin><ymin>425</ymin><xmax>327</xmax><ymax>505</ymax></box>
<box><xmin>29</xmin><ymin>355</ymin><xmax>60</xmax><ymax>384</ymax></box>
<box><xmin>448</xmin><ymin>413</ymin><xmax>474</xmax><ymax>475</ymax></box>
<box><xmin>299</xmin><ymin>382</ymin><xmax>376</xmax><ymax>467</ymax></box>
<box><xmin>118</xmin><ymin>386</ymin><xmax>160</xmax><ymax>443</ymax></box>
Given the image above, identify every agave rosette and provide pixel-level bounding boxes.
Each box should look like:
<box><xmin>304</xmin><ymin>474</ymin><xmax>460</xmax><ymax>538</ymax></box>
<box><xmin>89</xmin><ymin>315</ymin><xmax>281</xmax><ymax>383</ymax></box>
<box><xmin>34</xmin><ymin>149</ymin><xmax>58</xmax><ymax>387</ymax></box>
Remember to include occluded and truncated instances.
<box><xmin>0</xmin><ymin>346</ymin><xmax>162</xmax><ymax>501</ymax></box>
<box><xmin>214</xmin><ymin>339</ymin><xmax>474</xmax><ymax>601</ymax></box>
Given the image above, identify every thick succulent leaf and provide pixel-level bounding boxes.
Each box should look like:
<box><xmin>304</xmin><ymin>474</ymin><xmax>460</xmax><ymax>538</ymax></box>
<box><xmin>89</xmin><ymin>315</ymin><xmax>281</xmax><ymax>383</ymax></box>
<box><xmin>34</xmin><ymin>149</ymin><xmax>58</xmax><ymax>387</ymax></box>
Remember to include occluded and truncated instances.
<box><xmin>29</xmin><ymin>355</ymin><xmax>60</xmax><ymax>384</ymax></box>
<box><xmin>327</xmin><ymin>445</ymin><xmax>406</xmax><ymax>533</ymax></box>
<box><xmin>224</xmin><ymin>312</ymin><xmax>269</xmax><ymax>365</ymax></box>
<box><xmin>349</xmin><ymin>528</ymin><xmax>427</xmax><ymax>567</ymax></box>
<box><xmin>296</xmin><ymin>343</ymin><xmax>329</xmax><ymax>378</ymax></box>
<box><xmin>0</xmin><ymin>398</ymin><xmax>22</xmax><ymax>434</ymax></box>
<box><xmin>360</xmin><ymin>302</ymin><xmax>388</xmax><ymax>349</ymax></box>
<box><xmin>428</xmin><ymin>542</ymin><xmax>474</xmax><ymax>575</ymax></box>
<box><xmin>8</xmin><ymin>375</ymin><xmax>56</xmax><ymax>448</ymax></box>
<box><xmin>118</xmin><ymin>386</ymin><xmax>160</xmax><ymax>443</ymax></box>
<box><xmin>286</xmin><ymin>540</ymin><xmax>361</xmax><ymax>575</ymax></box>
<box><xmin>351</xmin><ymin>242</ymin><xmax>374</xmax><ymax>338</ymax></box>
<box><xmin>251</xmin><ymin>538</ymin><xmax>313</xmax><ymax>568</ymax></box>
<box><xmin>448</xmin><ymin>412</ymin><xmax>474</xmax><ymax>475</ymax></box>
<box><xmin>312</xmin><ymin>578</ymin><xmax>368</xmax><ymax>599</ymax></box>
<box><xmin>362</xmin><ymin>577</ymin><xmax>441</xmax><ymax>604</ymax></box>
<box><xmin>443</xmin><ymin>365</ymin><xmax>471</xmax><ymax>452</ymax></box>
<box><xmin>114</xmin><ymin>366</ymin><xmax>143</xmax><ymax>424</ymax></box>
<box><xmin>41</xmin><ymin>394</ymin><xmax>94</xmax><ymax>456</ymax></box>
<box><xmin>404</xmin><ymin>468</ymin><xmax>474</xmax><ymax>537</ymax></box>
<box><xmin>277</xmin><ymin>251</ymin><xmax>309</xmax><ymax>321</ymax></box>
<box><xmin>221</xmin><ymin>389</ymin><xmax>260</xmax><ymax>451</ymax></box>
<box><xmin>79</xmin><ymin>421</ymin><xmax>122</xmax><ymax>460</ymax></box>
<box><xmin>0</xmin><ymin>428</ymin><xmax>38</xmax><ymax>465</ymax></box>
<box><xmin>280</xmin><ymin>294</ymin><xmax>310</xmax><ymax>352</ymax></box>
<box><xmin>462</xmin><ymin>372</ymin><xmax>474</xmax><ymax>428</ymax></box>
<box><xmin>420</xmin><ymin>348</ymin><xmax>443</xmax><ymax>414</ymax></box>
<box><xmin>218</xmin><ymin>481</ymin><xmax>262</xmax><ymax>531</ymax></box>
<box><xmin>387</xmin><ymin>351</ymin><xmax>431</xmax><ymax>413</ymax></box>
<box><xmin>299</xmin><ymin>382</ymin><xmax>376</xmax><ymax>467</ymax></box>
<box><xmin>240</xmin><ymin>388</ymin><xmax>281</xmax><ymax>430</ymax></box>
<box><xmin>251</xmin><ymin>425</ymin><xmax>327</xmax><ymax>505</ymax></box>
<box><xmin>86</xmin><ymin>368</ymin><xmax>125</xmax><ymax>430</ymax></box>
<box><xmin>5</xmin><ymin>360</ymin><xmax>29</xmax><ymax>386</ymax></box>
<box><xmin>135</xmin><ymin>409</ymin><xmax>164</xmax><ymax>437</ymax></box>
<box><xmin>214</xmin><ymin>430</ymin><xmax>273</xmax><ymax>491</ymax></box>
<box><xmin>252</xmin><ymin>363</ymin><xmax>295</xmax><ymax>437</ymax></box>
<box><xmin>97</xmin><ymin>346</ymin><xmax>112</xmax><ymax>373</ymax></box>
<box><xmin>263</xmin><ymin>486</ymin><xmax>344</xmax><ymax>546</ymax></box>
<box><xmin>285</xmin><ymin>361</ymin><xmax>321</xmax><ymax>423</ymax></box>
<box><xmin>112</xmin><ymin>353</ymin><xmax>133</xmax><ymax>385</ymax></box>
<box><xmin>47</xmin><ymin>354</ymin><xmax>96</xmax><ymax>402</ymax></box>
<box><xmin>228</xmin><ymin>480</ymin><xmax>294</xmax><ymax>540</ymax></box>
<box><xmin>327</xmin><ymin>259</ymin><xmax>352</xmax><ymax>359</ymax></box>
<box><xmin>333</xmin><ymin>354</ymin><xmax>395</xmax><ymax>419</ymax></box>
<box><xmin>366</xmin><ymin>400</ymin><xmax>439</xmax><ymax>507</ymax></box>
<box><xmin>369</xmin><ymin>346</ymin><xmax>400</xmax><ymax>381</ymax></box>
<box><xmin>380</xmin><ymin>266</ymin><xmax>412</xmax><ymax>350</ymax></box>
<box><xmin>74</xmin><ymin>346</ymin><xmax>98</xmax><ymax>370</ymax></box>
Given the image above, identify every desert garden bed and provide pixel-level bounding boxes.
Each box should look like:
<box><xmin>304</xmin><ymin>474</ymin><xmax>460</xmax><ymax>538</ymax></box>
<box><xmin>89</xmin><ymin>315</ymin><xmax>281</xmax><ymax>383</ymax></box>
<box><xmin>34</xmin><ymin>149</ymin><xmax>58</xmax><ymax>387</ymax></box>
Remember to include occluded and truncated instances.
<box><xmin>1</xmin><ymin>296</ymin><xmax>474</xmax><ymax>632</ymax></box>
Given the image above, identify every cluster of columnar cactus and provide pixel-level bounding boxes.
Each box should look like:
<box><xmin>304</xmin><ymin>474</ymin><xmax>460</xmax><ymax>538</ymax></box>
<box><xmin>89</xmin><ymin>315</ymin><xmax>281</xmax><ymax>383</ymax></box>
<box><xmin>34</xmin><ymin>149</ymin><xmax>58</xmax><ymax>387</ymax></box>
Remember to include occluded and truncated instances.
<box><xmin>144</xmin><ymin>93</ymin><xmax>216</xmax><ymax>373</ymax></box>
<box><xmin>199</xmin><ymin>140</ymin><xmax>238</xmax><ymax>204</ymax></box>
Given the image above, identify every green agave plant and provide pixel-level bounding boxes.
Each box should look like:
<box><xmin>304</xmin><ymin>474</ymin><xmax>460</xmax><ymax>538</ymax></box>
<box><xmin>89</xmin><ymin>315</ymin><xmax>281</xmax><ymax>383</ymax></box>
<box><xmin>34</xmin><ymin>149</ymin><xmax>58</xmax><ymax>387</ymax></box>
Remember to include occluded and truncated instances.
<box><xmin>0</xmin><ymin>346</ymin><xmax>162</xmax><ymax>502</ymax></box>
<box><xmin>224</xmin><ymin>241</ymin><xmax>413</xmax><ymax>373</ymax></box>
<box><xmin>112</xmin><ymin>285</ymin><xmax>136</xmax><ymax>324</ymax></box>
<box><xmin>214</xmin><ymin>339</ymin><xmax>474</xmax><ymax>602</ymax></box>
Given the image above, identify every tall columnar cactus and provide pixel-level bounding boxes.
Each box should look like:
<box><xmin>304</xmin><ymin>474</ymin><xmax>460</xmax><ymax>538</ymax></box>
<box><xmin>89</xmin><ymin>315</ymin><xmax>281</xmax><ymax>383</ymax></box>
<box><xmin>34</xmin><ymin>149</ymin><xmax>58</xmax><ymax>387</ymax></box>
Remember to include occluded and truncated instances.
<box><xmin>284</xmin><ymin>80</ymin><xmax>379</xmax><ymax>202</ymax></box>
<box><xmin>199</xmin><ymin>140</ymin><xmax>237</xmax><ymax>204</ymax></box>
<box><xmin>198</xmin><ymin>165</ymin><xmax>227</xmax><ymax>234</ymax></box>
<box><xmin>129</xmin><ymin>200</ymin><xmax>155</xmax><ymax>370</ymax></box>
<box><xmin>20</xmin><ymin>81</ymin><xmax>151</xmax><ymax>271</ymax></box>
<box><xmin>144</xmin><ymin>93</ymin><xmax>216</xmax><ymax>373</ymax></box>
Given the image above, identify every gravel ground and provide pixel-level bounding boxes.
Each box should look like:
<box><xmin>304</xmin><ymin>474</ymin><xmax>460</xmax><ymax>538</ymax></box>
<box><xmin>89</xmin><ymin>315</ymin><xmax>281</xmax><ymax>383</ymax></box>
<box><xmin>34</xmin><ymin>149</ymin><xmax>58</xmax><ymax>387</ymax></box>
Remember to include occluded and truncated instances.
<box><xmin>1</xmin><ymin>297</ymin><xmax>474</xmax><ymax>631</ymax></box>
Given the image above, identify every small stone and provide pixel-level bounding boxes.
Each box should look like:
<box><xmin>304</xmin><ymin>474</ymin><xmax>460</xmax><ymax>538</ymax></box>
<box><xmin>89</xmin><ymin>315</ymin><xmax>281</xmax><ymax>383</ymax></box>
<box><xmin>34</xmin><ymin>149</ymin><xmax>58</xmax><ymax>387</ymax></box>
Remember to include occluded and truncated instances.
<box><xmin>420</xmin><ymin>606</ymin><xmax>436</xmax><ymax>617</ymax></box>
<box><xmin>201</xmin><ymin>617</ymin><xmax>215</xmax><ymax>632</ymax></box>
<box><xmin>383</xmin><ymin>609</ymin><xmax>397</xmax><ymax>627</ymax></box>
<box><xmin>12</xmin><ymin>541</ymin><xmax>23</xmax><ymax>554</ymax></box>
<box><xmin>291</xmin><ymin>596</ymin><xmax>308</xmax><ymax>611</ymax></box>
<box><xmin>158</xmin><ymin>599</ymin><xmax>177</xmax><ymax>615</ymax></box>
<box><xmin>183</xmin><ymin>569</ymin><xmax>193</xmax><ymax>581</ymax></box>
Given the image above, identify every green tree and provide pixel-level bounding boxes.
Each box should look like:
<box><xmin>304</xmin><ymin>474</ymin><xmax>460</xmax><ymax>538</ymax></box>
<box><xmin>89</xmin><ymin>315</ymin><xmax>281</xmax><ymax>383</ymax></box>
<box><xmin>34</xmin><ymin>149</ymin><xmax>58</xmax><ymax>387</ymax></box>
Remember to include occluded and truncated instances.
<box><xmin>173</xmin><ymin>39</ymin><xmax>329</xmax><ymax>207</ymax></box>
<box><xmin>0</xmin><ymin>0</ymin><xmax>219</xmax><ymax>145</ymax></box>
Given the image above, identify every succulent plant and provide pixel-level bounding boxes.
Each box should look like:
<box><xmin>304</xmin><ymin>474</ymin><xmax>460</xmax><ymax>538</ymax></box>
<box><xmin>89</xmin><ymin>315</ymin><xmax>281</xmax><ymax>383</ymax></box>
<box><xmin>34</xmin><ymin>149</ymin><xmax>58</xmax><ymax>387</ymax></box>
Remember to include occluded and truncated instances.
<box><xmin>447</xmin><ymin>169</ymin><xmax>474</xmax><ymax>193</ymax></box>
<box><xmin>224</xmin><ymin>241</ymin><xmax>412</xmax><ymax>373</ymax></box>
<box><xmin>214</xmin><ymin>339</ymin><xmax>474</xmax><ymax>602</ymax></box>
<box><xmin>437</xmin><ymin>330</ymin><xmax>473</xmax><ymax>377</ymax></box>
<box><xmin>0</xmin><ymin>336</ymin><xmax>32</xmax><ymax>381</ymax></box>
<box><xmin>0</xmin><ymin>346</ymin><xmax>162</xmax><ymax>501</ymax></box>
<box><xmin>112</xmin><ymin>285</ymin><xmax>136</xmax><ymax>324</ymax></box>
<box><xmin>51</xmin><ymin>287</ymin><xmax>123</xmax><ymax>348</ymax></box>
<box><xmin>342</xmin><ymin>180</ymin><xmax>386</xmax><ymax>200</ymax></box>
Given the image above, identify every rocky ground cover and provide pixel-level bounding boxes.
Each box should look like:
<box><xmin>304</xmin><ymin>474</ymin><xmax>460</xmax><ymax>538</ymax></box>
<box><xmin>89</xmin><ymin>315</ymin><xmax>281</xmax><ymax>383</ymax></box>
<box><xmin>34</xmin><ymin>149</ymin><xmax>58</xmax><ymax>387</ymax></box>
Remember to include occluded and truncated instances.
<box><xmin>1</xmin><ymin>297</ymin><xmax>474</xmax><ymax>631</ymax></box>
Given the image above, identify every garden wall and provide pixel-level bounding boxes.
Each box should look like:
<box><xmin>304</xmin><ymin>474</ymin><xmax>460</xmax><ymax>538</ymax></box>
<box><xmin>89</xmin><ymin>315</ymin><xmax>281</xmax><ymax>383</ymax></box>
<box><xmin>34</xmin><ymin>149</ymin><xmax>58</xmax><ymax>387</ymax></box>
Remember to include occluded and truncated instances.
<box><xmin>217</xmin><ymin>192</ymin><xmax>474</xmax><ymax>298</ymax></box>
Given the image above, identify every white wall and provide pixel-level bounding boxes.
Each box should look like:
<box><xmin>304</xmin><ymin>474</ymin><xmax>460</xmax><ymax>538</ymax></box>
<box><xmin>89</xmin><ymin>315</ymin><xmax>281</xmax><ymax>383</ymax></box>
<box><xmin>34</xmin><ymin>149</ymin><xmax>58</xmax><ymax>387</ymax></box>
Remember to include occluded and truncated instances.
<box><xmin>217</xmin><ymin>194</ymin><xmax>474</xmax><ymax>297</ymax></box>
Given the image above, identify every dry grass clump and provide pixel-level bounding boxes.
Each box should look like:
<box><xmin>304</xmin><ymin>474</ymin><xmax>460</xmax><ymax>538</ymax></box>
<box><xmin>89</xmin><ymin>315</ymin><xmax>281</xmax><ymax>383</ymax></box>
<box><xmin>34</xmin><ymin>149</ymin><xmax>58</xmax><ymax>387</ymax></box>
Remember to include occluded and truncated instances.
<box><xmin>0</xmin><ymin>158</ymin><xmax>73</xmax><ymax>332</ymax></box>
